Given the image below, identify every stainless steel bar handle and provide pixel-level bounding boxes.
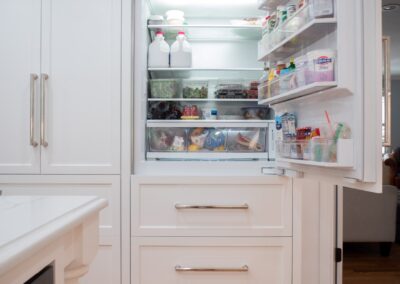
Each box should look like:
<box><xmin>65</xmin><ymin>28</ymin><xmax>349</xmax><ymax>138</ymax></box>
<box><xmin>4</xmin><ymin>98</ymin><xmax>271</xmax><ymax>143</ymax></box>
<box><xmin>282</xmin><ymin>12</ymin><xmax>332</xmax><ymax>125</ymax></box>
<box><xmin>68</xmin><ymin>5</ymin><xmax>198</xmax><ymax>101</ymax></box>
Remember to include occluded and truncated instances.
<box><xmin>40</xmin><ymin>73</ymin><xmax>49</xmax><ymax>147</ymax></box>
<box><xmin>175</xmin><ymin>203</ymin><xmax>249</xmax><ymax>210</ymax></box>
<box><xmin>175</xmin><ymin>265</ymin><xmax>249</xmax><ymax>272</ymax></box>
<box><xmin>30</xmin><ymin>74</ymin><xmax>39</xmax><ymax>147</ymax></box>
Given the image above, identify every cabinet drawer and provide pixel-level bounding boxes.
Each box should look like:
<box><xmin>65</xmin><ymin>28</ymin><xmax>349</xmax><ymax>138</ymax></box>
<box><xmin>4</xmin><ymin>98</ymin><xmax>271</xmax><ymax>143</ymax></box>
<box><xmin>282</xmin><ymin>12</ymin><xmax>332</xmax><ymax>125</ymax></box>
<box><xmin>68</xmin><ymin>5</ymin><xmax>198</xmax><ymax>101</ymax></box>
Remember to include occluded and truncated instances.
<box><xmin>132</xmin><ymin>237</ymin><xmax>292</xmax><ymax>284</ymax></box>
<box><xmin>132</xmin><ymin>176</ymin><xmax>292</xmax><ymax>237</ymax></box>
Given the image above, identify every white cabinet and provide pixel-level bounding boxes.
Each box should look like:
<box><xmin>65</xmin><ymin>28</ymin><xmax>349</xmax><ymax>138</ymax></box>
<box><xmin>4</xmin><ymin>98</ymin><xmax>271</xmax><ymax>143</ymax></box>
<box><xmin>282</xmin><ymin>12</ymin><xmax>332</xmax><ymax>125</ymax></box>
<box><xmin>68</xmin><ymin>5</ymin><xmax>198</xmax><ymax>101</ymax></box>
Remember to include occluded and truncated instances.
<box><xmin>0</xmin><ymin>175</ymin><xmax>121</xmax><ymax>284</ymax></box>
<box><xmin>0</xmin><ymin>0</ymin><xmax>121</xmax><ymax>175</ymax></box>
<box><xmin>0</xmin><ymin>0</ymin><xmax>41</xmax><ymax>174</ymax></box>
<box><xmin>132</xmin><ymin>237</ymin><xmax>292</xmax><ymax>284</ymax></box>
<box><xmin>132</xmin><ymin>175</ymin><xmax>293</xmax><ymax>284</ymax></box>
<box><xmin>132</xmin><ymin>176</ymin><xmax>292</xmax><ymax>237</ymax></box>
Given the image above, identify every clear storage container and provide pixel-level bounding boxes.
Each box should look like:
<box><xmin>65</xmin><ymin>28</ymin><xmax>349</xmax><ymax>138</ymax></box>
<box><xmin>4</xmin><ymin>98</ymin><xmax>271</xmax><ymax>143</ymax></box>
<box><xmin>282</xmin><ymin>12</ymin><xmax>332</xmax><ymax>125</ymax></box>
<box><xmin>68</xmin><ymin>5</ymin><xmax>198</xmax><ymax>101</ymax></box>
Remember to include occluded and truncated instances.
<box><xmin>263</xmin><ymin>67</ymin><xmax>307</xmax><ymax>98</ymax></box>
<box><xmin>215</xmin><ymin>80</ymin><xmax>247</xmax><ymax>99</ymax></box>
<box><xmin>148</xmin><ymin>128</ymin><xmax>187</xmax><ymax>152</ymax></box>
<box><xmin>149</xmin><ymin>79</ymin><xmax>180</xmax><ymax>98</ymax></box>
<box><xmin>182</xmin><ymin>79</ymin><xmax>208</xmax><ymax>99</ymax></box>
<box><xmin>226</xmin><ymin>128</ymin><xmax>266</xmax><ymax>152</ymax></box>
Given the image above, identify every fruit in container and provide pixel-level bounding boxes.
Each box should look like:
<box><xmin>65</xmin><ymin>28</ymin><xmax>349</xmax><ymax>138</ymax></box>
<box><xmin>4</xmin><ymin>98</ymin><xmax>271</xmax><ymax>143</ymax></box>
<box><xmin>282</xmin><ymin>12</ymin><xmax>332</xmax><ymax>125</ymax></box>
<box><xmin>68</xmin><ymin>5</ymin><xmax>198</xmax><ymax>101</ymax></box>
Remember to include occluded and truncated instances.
<box><xmin>182</xmin><ymin>79</ymin><xmax>208</xmax><ymax>98</ymax></box>
<box><xmin>181</xmin><ymin>104</ymin><xmax>200</xmax><ymax>120</ymax></box>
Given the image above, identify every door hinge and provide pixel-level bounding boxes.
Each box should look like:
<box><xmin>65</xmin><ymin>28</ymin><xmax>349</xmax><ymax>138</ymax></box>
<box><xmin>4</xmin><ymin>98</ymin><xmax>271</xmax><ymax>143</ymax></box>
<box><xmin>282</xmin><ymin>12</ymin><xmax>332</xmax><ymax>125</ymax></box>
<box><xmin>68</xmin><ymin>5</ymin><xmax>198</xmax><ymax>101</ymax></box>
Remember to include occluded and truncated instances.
<box><xmin>335</xmin><ymin>248</ymin><xmax>342</xmax><ymax>263</ymax></box>
<box><xmin>261</xmin><ymin>167</ymin><xmax>304</xmax><ymax>178</ymax></box>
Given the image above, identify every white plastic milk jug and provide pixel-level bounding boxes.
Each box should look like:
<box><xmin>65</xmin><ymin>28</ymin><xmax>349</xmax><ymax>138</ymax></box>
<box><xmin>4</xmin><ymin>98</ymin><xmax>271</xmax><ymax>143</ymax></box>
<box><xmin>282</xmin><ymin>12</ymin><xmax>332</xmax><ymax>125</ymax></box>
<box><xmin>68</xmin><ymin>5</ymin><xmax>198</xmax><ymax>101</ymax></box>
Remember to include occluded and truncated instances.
<box><xmin>148</xmin><ymin>31</ymin><xmax>170</xmax><ymax>68</ymax></box>
<box><xmin>170</xmin><ymin>31</ymin><xmax>192</xmax><ymax>68</ymax></box>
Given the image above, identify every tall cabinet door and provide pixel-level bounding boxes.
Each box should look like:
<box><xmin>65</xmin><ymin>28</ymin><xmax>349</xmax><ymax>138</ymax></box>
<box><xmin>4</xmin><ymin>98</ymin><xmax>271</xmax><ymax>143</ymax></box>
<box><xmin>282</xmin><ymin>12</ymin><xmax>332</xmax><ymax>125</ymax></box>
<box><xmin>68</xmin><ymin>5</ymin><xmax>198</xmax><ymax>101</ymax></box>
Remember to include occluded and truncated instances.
<box><xmin>0</xmin><ymin>0</ymin><xmax>41</xmax><ymax>174</ymax></box>
<box><xmin>40</xmin><ymin>0</ymin><xmax>121</xmax><ymax>174</ymax></box>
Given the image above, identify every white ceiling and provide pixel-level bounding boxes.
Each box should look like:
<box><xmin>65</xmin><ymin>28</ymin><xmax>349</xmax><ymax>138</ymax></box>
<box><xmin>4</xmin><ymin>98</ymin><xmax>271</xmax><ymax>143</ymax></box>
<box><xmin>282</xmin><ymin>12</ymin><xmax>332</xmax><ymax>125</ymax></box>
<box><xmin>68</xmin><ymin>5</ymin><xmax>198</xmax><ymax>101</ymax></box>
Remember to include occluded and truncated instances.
<box><xmin>383</xmin><ymin>0</ymin><xmax>400</xmax><ymax>77</ymax></box>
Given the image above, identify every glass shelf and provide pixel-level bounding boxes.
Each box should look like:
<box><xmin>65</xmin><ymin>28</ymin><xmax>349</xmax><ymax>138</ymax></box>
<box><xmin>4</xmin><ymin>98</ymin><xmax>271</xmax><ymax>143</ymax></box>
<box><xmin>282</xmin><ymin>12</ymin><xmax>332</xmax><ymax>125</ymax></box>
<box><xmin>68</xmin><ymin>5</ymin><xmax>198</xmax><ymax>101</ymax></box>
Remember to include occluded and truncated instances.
<box><xmin>147</xmin><ymin>120</ymin><xmax>271</xmax><ymax>128</ymax></box>
<box><xmin>148</xmin><ymin>68</ymin><xmax>264</xmax><ymax>79</ymax></box>
<box><xmin>148</xmin><ymin>24</ymin><xmax>262</xmax><ymax>41</ymax></box>
<box><xmin>148</xmin><ymin>98</ymin><xmax>258</xmax><ymax>102</ymax></box>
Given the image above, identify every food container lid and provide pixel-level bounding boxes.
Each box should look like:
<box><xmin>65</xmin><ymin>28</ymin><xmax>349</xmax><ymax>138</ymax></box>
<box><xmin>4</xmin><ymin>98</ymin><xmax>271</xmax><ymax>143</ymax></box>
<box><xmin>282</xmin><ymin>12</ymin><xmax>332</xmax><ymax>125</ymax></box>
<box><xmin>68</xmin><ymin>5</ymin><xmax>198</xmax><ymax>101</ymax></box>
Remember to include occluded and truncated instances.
<box><xmin>149</xmin><ymin>15</ymin><xmax>164</xmax><ymax>21</ymax></box>
<box><xmin>165</xmin><ymin>10</ymin><xmax>185</xmax><ymax>19</ymax></box>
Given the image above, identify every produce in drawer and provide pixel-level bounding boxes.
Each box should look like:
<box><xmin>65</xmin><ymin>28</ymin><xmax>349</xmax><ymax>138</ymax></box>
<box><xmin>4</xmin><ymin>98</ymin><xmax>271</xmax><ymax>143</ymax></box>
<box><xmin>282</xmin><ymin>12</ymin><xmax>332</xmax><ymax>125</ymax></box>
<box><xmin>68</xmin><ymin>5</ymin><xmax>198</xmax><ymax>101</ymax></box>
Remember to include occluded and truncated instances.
<box><xmin>188</xmin><ymin>128</ymin><xmax>226</xmax><ymax>152</ymax></box>
<box><xmin>148</xmin><ymin>128</ymin><xmax>186</xmax><ymax>152</ymax></box>
<box><xmin>204</xmin><ymin>129</ymin><xmax>226</xmax><ymax>152</ymax></box>
<box><xmin>227</xmin><ymin>128</ymin><xmax>265</xmax><ymax>152</ymax></box>
<box><xmin>188</xmin><ymin>128</ymin><xmax>209</xmax><ymax>152</ymax></box>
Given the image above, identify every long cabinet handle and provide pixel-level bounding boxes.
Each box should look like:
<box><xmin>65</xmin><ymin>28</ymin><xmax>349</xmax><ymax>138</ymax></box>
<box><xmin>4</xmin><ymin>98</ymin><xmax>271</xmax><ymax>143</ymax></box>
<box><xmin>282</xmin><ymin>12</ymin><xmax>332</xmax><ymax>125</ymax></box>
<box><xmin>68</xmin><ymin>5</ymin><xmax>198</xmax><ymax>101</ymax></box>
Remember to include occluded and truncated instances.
<box><xmin>175</xmin><ymin>265</ymin><xmax>249</xmax><ymax>272</ymax></box>
<box><xmin>30</xmin><ymin>74</ymin><xmax>39</xmax><ymax>147</ymax></box>
<box><xmin>40</xmin><ymin>73</ymin><xmax>49</xmax><ymax>147</ymax></box>
<box><xmin>175</xmin><ymin>203</ymin><xmax>249</xmax><ymax>210</ymax></box>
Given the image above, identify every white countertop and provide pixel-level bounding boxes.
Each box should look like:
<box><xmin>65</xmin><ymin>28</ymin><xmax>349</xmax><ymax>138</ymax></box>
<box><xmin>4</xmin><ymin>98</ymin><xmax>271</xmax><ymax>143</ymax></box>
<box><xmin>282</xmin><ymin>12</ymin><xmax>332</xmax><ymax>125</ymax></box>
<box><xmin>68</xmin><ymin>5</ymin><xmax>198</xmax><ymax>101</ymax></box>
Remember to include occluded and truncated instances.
<box><xmin>0</xmin><ymin>196</ymin><xmax>107</xmax><ymax>276</ymax></box>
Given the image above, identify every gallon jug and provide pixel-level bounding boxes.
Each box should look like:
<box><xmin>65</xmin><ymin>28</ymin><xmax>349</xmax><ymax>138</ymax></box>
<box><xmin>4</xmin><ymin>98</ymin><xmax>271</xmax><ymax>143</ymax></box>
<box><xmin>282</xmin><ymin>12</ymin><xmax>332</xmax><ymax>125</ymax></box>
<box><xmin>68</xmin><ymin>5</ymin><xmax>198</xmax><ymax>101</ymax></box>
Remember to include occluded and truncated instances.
<box><xmin>170</xmin><ymin>32</ymin><xmax>192</xmax><ymax>68</ymax></box>
<box><xmin>148</xmin><ymin>31</ymin><xmax>170</xmax><ymax>68</ymax></box>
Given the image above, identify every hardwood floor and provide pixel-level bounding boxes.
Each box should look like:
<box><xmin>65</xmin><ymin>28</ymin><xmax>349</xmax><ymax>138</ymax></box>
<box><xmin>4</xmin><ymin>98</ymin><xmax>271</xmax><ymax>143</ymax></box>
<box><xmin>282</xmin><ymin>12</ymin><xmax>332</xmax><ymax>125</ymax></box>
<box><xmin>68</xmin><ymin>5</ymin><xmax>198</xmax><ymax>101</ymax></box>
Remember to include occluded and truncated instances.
<box><xmin>344</xmin><ymin>243</ymin><xmax>400</xmax><ymax>284</ymax></box>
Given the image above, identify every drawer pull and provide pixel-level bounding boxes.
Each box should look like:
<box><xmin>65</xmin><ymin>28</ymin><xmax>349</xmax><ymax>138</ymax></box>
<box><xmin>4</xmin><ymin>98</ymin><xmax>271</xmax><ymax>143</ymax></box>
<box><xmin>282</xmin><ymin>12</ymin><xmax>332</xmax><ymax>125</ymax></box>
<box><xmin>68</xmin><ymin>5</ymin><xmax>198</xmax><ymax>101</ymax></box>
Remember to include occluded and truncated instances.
<box><xmin>175</xmin><ymin>204</ymin><xmax>249</xmax><ymax>210</ymax></box>
<box><xmin>175</xmin><ymin>265</ymin><xmax>249</xmax><ymax>272</ymax></box>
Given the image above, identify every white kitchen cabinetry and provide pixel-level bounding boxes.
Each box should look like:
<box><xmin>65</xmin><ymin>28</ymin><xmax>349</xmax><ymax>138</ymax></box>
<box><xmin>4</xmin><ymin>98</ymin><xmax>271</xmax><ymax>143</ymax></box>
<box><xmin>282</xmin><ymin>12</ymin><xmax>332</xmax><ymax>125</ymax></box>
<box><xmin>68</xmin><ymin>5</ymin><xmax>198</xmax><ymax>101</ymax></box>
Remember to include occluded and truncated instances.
<box><xmin>0</xmin><ymin>0</ymin><xmax>121</xmax><ymax>175</ymax></box>
<box><xmin>0</xmin><ymin>175</ymin><xmax>121</xmax><ymax>284</ymax></box>
<box><xmin>132</xmin><ymin>176</ymin><xmax>293</xmax><ymax>284</ymax></box>
<box><xmin>0</xmin><ymin>0</ymin><xmax>41</xmax><ymax>174</ymax></box>
<box><xmin>132</xmin><ymin>176</ymin><xmax>292</xmax><ymax>237</ymax></box>
<box><xmin>132</xmin><ymin>237</ymin><xmax>292</xmax><ymax>284</ymax></box>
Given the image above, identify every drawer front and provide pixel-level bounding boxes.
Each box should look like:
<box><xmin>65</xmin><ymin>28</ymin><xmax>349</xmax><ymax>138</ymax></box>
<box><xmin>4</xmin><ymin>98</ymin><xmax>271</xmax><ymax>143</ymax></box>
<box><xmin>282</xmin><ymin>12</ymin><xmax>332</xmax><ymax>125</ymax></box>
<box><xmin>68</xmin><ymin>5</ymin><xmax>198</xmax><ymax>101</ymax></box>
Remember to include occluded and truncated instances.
<box><xmin>132</xmin><ymin>237</ymin><xmax>292</xmax><ymax>284</ymax></box>
<box><xmin>132</xmin><ymin>176</ymin><xmax>292</xmax><ymax>237</ymax></box>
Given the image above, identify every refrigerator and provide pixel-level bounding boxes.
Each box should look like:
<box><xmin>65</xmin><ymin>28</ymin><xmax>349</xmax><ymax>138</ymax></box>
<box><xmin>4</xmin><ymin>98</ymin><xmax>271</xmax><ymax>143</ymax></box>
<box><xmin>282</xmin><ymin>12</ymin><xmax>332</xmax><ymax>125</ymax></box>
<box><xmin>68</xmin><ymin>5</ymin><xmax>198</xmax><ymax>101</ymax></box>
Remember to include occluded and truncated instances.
<box><xmin>133</xmin><ymin>0</ymin><xmax>382</xmax><ymax>193</ymax></box>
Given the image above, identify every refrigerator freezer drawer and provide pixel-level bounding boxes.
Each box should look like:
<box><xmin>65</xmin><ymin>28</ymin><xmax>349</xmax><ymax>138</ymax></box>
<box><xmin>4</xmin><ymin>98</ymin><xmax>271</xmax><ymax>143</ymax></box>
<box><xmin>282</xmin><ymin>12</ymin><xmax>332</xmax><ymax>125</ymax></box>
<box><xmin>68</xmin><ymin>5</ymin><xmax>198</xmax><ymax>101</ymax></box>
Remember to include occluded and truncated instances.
<box><xmin>132</xmin><ymin>176</ymin><xmax>292</xmax><ymax>237</ymax></box>
<box><xmin>132</xmin><ymin>237</ymin><xmax>292</xmax><ymax>284</ymax></box>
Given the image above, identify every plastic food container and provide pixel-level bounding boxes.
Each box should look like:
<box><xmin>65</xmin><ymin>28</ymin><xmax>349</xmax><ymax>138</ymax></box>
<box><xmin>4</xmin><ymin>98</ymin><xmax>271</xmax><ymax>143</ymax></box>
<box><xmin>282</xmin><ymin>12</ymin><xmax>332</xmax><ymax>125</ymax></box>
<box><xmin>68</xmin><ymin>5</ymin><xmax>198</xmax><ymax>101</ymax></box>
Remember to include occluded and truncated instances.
<box><xmin>215</xmin><ymin>81</ymin><xmax>246</xmax><ymax>99</ymax></box>
<box><xmin>226</xmin><ymin>128</ymin><xmax>266</xmax><ymax>152</ymax></box>
<box><xmin>182</xmin><ymin>79</ymin><xmax>208</xmax><ymax>99</ymax></box>
<box><xmin>149</xmin><ymin>79</ymin><xmax>180</xmax><ymax>98</ymax></box>
<box><xmin>148</xmin><ymin>15</ymin><xmax>164</xmax><ymax>25</ymax></box>
<box><xmin>166</xmin><ymin>10</ymin><xmax>185</xmax><ymax>25</ymax></box>
<box><xmin>241</xmin><ymin>106</ymin><xmax>270</xmax><ymax>120</ymax></box>
<box><xmin>306</xmin><ymin>49</ymin><xmax>335</xmax><ymax>84</ymax></box>
<box><xmin>148</xmin><ymin>128</ymin><xmax>187</xmax><ymax>152</ymax></box>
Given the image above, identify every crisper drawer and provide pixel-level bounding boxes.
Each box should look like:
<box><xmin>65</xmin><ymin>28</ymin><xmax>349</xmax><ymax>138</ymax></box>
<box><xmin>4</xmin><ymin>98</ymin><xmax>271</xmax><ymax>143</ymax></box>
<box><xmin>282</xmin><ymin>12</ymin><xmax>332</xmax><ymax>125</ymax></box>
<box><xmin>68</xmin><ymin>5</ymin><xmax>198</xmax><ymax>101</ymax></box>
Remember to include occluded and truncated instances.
<box><xmin>132</xmin><ymin>176</ymin><xmax>292</xmax><ymax>237</ymax></box>
<box><xmin>132</xmin><ymin>237</ymin><xmax>292</xmax><ymax>284</ymax></box>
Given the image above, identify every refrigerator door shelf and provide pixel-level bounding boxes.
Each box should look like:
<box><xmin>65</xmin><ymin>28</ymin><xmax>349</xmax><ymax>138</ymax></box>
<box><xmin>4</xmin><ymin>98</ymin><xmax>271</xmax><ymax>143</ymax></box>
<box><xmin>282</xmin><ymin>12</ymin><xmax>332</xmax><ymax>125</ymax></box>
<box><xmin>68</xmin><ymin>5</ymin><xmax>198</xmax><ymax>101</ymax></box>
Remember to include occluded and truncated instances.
<box><xmin>258</xmin><ymin>3</ymin><xmax>337</xmax><ymax>62</ymax></box>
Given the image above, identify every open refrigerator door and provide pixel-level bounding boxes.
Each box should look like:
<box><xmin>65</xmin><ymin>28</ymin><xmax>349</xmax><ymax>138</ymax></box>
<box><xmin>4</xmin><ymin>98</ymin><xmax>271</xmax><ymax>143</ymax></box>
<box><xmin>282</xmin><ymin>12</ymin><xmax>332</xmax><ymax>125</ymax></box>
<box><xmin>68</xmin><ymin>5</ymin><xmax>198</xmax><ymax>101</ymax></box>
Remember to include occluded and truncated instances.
<box><xmin>257</xmin><ymin>0</ymin><xmax>382</xmax><ymax>193</ymax></box>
